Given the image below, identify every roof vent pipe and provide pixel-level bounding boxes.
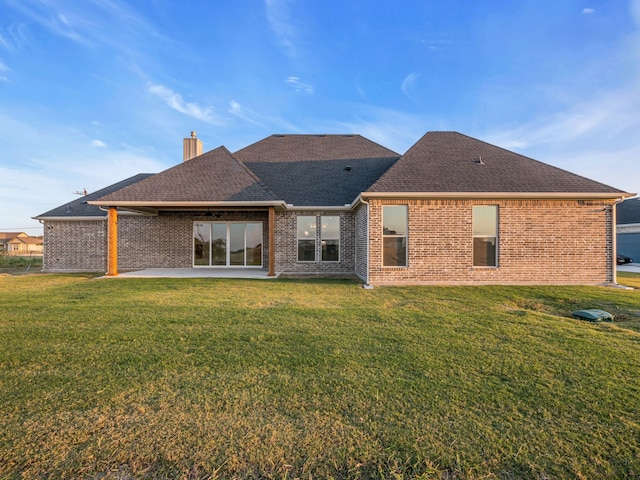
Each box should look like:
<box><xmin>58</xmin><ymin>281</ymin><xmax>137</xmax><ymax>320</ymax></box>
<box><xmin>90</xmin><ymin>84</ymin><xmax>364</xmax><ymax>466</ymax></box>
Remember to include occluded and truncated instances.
<box><xmin>183</xmin><ymin>131</ymin><xmax>203</xmax><ymax>162</ymax></box>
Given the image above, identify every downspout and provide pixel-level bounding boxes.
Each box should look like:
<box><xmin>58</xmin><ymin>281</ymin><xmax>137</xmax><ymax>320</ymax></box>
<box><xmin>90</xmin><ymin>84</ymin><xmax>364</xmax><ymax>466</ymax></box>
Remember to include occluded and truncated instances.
<box><xmin>611</xmin><ymin>197</ymin><xmax>624</xmax><ymax>287</ymax></box>
<box><xmin>360</xmin><ymin>196</ymin><xmax>372</xmax><ymax>288</ymax></box>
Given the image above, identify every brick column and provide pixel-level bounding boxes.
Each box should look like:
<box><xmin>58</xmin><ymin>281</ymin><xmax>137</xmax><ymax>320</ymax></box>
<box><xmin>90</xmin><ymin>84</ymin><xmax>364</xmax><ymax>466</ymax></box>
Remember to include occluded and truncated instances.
<box><xmin>106</xmin><ymin>207</ymin><xmax>118</xmax><ymax>276</ymax></box>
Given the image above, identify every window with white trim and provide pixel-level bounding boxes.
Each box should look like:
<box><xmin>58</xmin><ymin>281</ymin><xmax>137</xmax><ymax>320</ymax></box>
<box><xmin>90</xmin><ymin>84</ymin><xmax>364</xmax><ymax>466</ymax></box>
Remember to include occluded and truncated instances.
<box><xmin>297</xmin><ymin>216</ymin><xmax>317</xmax><ymax>262</ymax></box>
<box><xmin>473</xmin><ymin>205</ymin><xmax>498</xmax><ymax>267</ymax></box>
<box><xmin>382</xmin><ymin>205</ymin><xmax>407</xmax><ymax>267</ymax></box>
<box><xmin>321</xmin><ymin>216</ymin><xmax>340</xmax><ymax>261</ymax></box>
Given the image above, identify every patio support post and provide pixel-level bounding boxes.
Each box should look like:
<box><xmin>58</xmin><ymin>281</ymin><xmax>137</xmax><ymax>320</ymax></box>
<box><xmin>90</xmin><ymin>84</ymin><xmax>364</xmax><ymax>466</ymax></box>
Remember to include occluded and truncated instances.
<box><xmin>268</xmin><ymin>206</ymin><xmax>275</xmax><ymax>276</ymax></box>
<box><xmin>107</xmin><ymin>207</ymin><xmax>118</xmax><ymax>276</ymax></box>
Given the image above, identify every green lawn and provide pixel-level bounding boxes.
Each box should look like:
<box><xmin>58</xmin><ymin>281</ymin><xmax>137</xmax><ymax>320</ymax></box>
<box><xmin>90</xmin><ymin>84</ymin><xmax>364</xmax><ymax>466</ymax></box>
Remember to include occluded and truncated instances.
<box><xmin>0</xmin><ymin>273</ymin><xmax>639</xmax><ymax>479</ymax></box>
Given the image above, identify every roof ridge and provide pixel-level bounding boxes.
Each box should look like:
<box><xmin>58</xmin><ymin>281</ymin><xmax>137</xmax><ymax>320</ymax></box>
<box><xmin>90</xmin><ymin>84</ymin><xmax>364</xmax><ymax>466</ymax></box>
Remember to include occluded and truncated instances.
<box><xmin>218</xmin><ymin>146</ymin><xmax>280</xmax><ymax>201</ymax></box>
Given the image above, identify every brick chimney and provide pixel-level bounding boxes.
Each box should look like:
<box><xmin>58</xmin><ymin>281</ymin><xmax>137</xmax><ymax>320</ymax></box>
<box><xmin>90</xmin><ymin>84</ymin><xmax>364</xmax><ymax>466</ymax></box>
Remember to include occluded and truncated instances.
<box><xmin>183</xmin><ymin>131</ymin><xmax>203</xmax><ymax>161</ymax></box>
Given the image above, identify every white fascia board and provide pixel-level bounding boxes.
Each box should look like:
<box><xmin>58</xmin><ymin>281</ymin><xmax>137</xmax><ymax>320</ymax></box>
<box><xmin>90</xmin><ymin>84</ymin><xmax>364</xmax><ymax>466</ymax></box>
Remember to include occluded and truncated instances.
<box><xmin>284</xmin><ymin>205</ymin><xmax>352</xmax><ymax>211</ymax></box>
<box><xmin>32</xmin><ymin>216</ymin><xmax>106</xmax><ymax>221</ymax></box>
<box><xmin>360</xmin><ymin>192</ymin><xmax>635</xmax><ymax>200</ymax></box>
<box><xmin>88</xmin><ymin>200</ymin><xmax>286</xmax><ymax>207</ymax></box>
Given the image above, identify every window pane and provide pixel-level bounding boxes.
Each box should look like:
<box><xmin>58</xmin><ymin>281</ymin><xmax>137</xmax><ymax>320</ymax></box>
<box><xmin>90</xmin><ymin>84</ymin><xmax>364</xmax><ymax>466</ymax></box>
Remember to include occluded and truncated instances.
<box><xmin>211</xmin><ymin>223</ymin><xmax>226</xmax><ymax>266</ymax></box>
<box><xmin>383</xmin><ymin>206</ymin><xmax>407</xmax><ymax>235</ymax></box>
<box><xmin>298</xmin><ymin>239</ymin><xmax>316</xmax><ymax>262</ymax></box>
<box><xmin>321</xmin><ymin>216</ymin><xmax>340</xmax><ymax>239</ymax></box>
<box><xmin>473</xmin><ymin>237</ymin><xmax>497</xmax><ymax>267</ymax></box>
<box><xmin>229</xmin><ymin>223</ymin><xmax>245</xmax><ymax>266</ymax></box>
<box><xmin>194</xmin><ymin>223</ymin><xmax>210</xmax><ymax>266</ymax></box>
<box><xmin>297</xmin><ymin>216</ymin><xmax>316</xmax><ymax>238</ymax></box>
<box><xmin>322</xmin><ymin>239</ymin><xmax>339</xmax><ymax>261</ymax></box>
<box><xmin>473</xmin><ymin>206</ymin><xmax>497</xmax><ymax>236</ymax></box>
<box><xmin>383</xmin><ymin>237</ymin><xmax>407</xmax><ymax>267</ymax></box>
<box><xmin>246</xmin><ymin>223</ymin><xmax>262</xmax><ymax>266</ymax></box>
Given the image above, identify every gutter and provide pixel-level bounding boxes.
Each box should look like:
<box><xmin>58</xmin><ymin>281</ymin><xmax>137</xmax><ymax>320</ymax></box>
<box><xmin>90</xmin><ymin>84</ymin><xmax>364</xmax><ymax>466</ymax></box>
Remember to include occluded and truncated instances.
<box><xmin>88</xmin><ymin>200</ymin><xmax>287</xmax><ymax>208</ymax></box>
<box><xmin>33</xmin><ymin>216</ymin><xmax>107</xmax><ymax>221</ymax></box>
<box><xmin>360</xmin><ymin>191</ymin><xmax>637</xmax><ymax>200</ymax></box>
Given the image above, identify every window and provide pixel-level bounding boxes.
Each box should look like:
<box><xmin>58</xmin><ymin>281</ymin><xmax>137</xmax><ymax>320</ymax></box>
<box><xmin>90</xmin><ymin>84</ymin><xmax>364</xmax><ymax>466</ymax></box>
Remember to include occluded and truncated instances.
<box><xmin>193</xmin><ymin>222</ymin><xmax>262</xmax><ymax>267</ymax></box>
<box><xmin>473</xmin><ymin>205</ymin><xmax>498</xmax><ymax>267</ymax></box>
<box><xmin>297</xmin><ymin>216</ymin><xmax>316</xmax><ymax>262</ymax></box>
<box><xmin>382</xmin><ymin>205</ymin><xmax>407</xmax><ymax>267</ymax></box>
<box><xmin>321</xmin><ymin>216</ymin><xmax>340</xmax><ymax>261</ymax></box>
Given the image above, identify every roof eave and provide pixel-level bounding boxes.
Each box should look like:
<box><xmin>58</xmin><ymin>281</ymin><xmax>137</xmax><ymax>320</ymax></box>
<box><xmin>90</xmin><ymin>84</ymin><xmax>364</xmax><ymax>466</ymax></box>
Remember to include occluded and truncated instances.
<box><xmin>32</xmin><ymin>215</ymin><xmax>107</xmax><ymax>221</ymax></box>
<box><xmin>284</xmin><ymin>204</ymin><xmax>353</xmax><ymax>211</ymax></box>
<box><xmin>88</xmin><ymin>200</ymin><xmax>287</xmax><ymax>208</ymax></box>
<box><xmin>361</xmin><ymin>191</ymin><xmax>635</xmax><ymax>200</ymax></box>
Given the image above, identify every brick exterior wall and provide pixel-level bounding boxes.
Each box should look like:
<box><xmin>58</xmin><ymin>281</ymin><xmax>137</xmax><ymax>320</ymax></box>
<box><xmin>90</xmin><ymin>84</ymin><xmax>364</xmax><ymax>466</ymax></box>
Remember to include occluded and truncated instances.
<box><xmin>43</xmin><ymin>200</ymin><xmax>615</xmax><ymax>286</ymax></box>
<box><xmin>43</xmin><ymin>211</ymin><xmax>270</xmax><ymax>272</ymax></box>
<box><xmin>354</xmin><ymin>204</ymin><xmax>368</xmax><ymax>282</ymax></box>
<box><xmin>274</xmin><ymin>210</ymin><xmax>355</xmax><ymax>274</ymax></box>
<box><xmin>367</xmin><ymin>198</ymin><xmax>615</xmax><ymax>286</ymax></box>
<box><xmin>42</xmin><ymin>220</ymin><xmax>107</xmax><ymax>271</ymax></box>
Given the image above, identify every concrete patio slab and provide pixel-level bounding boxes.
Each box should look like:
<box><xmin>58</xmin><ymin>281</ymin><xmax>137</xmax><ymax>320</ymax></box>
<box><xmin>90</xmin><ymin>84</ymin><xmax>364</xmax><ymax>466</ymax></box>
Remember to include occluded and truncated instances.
<box><xmin>111</xmin><ymin>268</ymin><xmax>279</xmax><ymax>279</ymax></box>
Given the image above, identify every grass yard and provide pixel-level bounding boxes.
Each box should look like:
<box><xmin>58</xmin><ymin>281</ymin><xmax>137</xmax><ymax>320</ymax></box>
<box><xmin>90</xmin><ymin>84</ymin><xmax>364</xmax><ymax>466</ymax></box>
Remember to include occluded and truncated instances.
<box><xmin>0</xmin><ymin>273</ymin><xmax>639</xmax><ymax>479</ymax></box>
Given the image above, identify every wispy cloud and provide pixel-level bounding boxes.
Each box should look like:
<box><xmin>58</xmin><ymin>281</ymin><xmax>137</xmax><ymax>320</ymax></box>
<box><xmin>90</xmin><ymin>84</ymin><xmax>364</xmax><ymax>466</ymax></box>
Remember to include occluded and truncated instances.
<box><xmin>4</xmin><ymin>0</ymin><xmax>87</xmax><ymax>44</ymax></box>
<box><xmin>0</xmin><ymin>60</ymin><xmax>9</xmax><ymax>82</ymax></box>
<box><xmin>148</xmin><ymin>84</ymin><xmax>223</xmax><ymax>124</ymax></box>
<box><xmin>228</xmin><ymin>100</ymin><xmax>300</xmax><ymax>132</ymax></box>
<box><xmin>482</xmin><ymin>81</ymin><xmax>640</xmax><ymax>192</ymax></box>
<box><xmin>265</xmin><ymin>0</ymin><xmax>298</xmax><ymax>57</ymax></box>
<box><xmin>91</xmin><ymin>139</ymin><xmax>106</xmax><ymax>147</ymax></box>
<box><xmin>400</xmin><ymin>73</ymin><xmax>420</xmax><ymax>104</ymax></box>
<box><xmin>285</xmin><ymin>76</ymin><xmax>314</xmax><ymax>94</ymax></box>
<box><xmin>582</xmin><ymin>8</ymin><xmax>595</xmax><ymax>14</ymax></box>
<box><xmin>228</xmin><ymin>101</ymin><xmax>266</xmax><ymax>127</ymax></box>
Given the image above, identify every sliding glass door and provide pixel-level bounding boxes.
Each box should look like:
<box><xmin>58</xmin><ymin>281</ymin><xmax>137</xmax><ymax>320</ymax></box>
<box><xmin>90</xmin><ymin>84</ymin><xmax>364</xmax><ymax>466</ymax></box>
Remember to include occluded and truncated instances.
<box><xmin>194</xmin><ymin>222</ymin><xmax>262</xmax><ymax>267</ymax></box>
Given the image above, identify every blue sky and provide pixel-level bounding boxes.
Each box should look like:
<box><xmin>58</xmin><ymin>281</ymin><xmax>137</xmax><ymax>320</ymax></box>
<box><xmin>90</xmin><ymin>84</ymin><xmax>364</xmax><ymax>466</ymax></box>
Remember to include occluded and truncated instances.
<box><xmin>1</xmin><ymin>0</ymin><xmax>639</xmax><ymax>234</ymax></box>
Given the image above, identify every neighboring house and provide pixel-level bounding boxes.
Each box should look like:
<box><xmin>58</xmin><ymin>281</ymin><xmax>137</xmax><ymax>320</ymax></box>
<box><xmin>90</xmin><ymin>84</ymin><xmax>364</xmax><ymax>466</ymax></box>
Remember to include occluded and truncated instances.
<box><xmin>35</xmin><ymin>131</ymin><xmax>633</xmax><ymax>286</ymax></box>
<box><xmin>0</xmin><ymin>232</ymin><xmax>43</xmax><ymax>255</ymax></box>
<box><xmin>617</xmin><ymin>197</ymin><xmax>640</xmax><ymax>262</ymax></box>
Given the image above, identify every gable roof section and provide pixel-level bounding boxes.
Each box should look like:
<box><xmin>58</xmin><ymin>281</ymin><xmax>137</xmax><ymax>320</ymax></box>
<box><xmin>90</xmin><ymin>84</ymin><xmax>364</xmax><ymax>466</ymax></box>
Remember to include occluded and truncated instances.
<box><xmin>92</xmin><ymin>147</ymin><xmax>281</xmax><ymax>206</ymax></box>
<box><xmin>617</xmin><ymin>197</ymin><xmax>640</xmax><ymax>225</ymax></box>
<box><xmin>9</xmin><ymin>235</ymin><xmax>42</xmax><ymax>245</ymax></box>
<box><xmin>236</xmin><ymin>134</ymin><xmax>400</xmax><ymax>206</ymax></box>
<box><xmin>0</xmin><ymin>232</ymin><xmax>27</xmax><ymax>240</ymax></box>
<box><xmin>35</xmin><ymin>174</ymin><xmax>153</xmax><ymax>219</ymax></box>
<box><xmin>368</xmin><ymin>131</ymin><xmax>628</xmax><ymax>197</ymax></box>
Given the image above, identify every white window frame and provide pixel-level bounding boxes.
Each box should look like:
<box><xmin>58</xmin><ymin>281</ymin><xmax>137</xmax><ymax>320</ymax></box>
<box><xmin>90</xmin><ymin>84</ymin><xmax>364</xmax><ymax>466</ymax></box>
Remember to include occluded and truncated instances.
<box><xmin>382</xmin><ymin>205</ymin><xmax>408</xmax><ymax>267</ymax></box>
<box><xmin>297</xmin><ymin>216</ymin><xmax>317</xmax><ymax>262</ymax></box>
<box><xmin>321</xmin><ymin>216</ymin><xmax>340</xmax><ymax>262</ymax></box>
<box><xmin>472</xmin><ymin>205</ymin><xmax>498</xmax><ymax>267</ymax></box>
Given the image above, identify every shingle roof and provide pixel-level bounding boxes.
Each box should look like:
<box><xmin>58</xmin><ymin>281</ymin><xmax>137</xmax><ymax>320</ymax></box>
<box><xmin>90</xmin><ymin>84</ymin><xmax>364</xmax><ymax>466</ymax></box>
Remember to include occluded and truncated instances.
<box><xmin>368</xmin><ymin>131</ymin><xmax>627</xmax><ymax>194</ymax></box>
<box><xmin>617</xmin><ymin>197</ymin><xmax>640</xmax><ymax>224</ymax></box>
<box><xmin>234</xmin><ymin>134</ymin><xmax>400</xmax><ymax>162</ymax></box>
<box><xmin>0</xmin><ymin>232</ymin><xmax>26</xmax><ymax>240</ymax></box>
<box><xmin>35</xmin><ymin>174</ymin><xmax>153</xmax><ymax>219</ymax></box>
<box><xmin>95</xmin><ymin>146</ymin><xmax>279</xmax><ymax>203</ymax></box>
<box><xmin>236</xmin><ymin>134</ymin><xmax>400</xmax><ymax>205</ymax></box>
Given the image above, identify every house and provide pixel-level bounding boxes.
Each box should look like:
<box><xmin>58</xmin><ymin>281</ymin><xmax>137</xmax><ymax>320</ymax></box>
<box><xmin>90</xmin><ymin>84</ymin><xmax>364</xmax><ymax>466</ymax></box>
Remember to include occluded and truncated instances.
<box><xmin>0</xmin><ymin>232</ymin><xmax>43</xmax><ymax>256</ymax></box>
<box><xmin>617</xmin><ymin>197</ymin><xmax>640</xmax><ymax>263</ymax></box>
<box><xmin>35</xmin><ymin>131</ymin><xmax>633</xmax><ymax>286</ymax></box>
